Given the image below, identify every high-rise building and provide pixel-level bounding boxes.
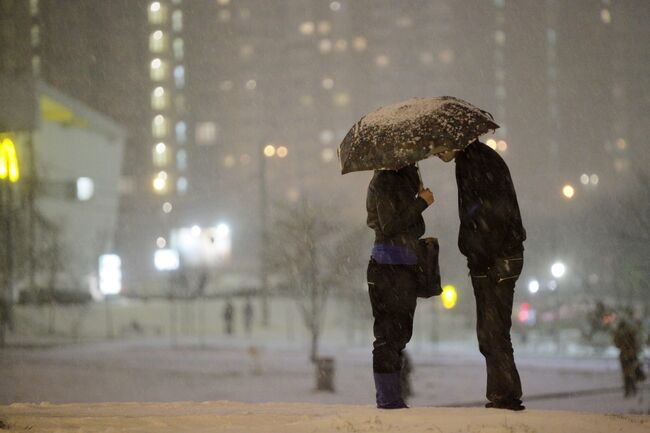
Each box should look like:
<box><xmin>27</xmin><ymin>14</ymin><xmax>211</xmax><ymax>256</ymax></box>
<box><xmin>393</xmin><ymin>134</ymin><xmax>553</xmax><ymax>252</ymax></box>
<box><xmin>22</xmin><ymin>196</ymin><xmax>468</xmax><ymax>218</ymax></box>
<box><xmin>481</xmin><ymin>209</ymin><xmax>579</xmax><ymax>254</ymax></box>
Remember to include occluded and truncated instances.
<box><xmin>4</xmin><ymin>0</ymin><xmax>648</xmax><ymax>292</ymax></box>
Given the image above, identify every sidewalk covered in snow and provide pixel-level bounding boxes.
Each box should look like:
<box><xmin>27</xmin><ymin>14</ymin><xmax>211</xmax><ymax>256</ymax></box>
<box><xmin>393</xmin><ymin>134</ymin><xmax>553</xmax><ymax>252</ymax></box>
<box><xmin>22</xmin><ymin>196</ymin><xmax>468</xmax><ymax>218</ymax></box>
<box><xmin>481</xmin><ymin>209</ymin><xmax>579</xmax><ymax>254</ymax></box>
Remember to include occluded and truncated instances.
<box><xmin>2</xmin><ymin>401</ymin><xmax>649</xmax><ymax>433</ymax></box>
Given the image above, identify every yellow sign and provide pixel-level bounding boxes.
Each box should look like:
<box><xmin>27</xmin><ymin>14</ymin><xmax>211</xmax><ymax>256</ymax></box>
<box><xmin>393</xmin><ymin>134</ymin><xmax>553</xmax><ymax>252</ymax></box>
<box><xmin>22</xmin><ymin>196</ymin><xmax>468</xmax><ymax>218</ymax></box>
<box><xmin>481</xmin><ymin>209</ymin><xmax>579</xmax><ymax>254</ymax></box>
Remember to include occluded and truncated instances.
<box><xmin>40</xmin><ymin>95</ymin><xmax>86</xmax><ymax>128</ymax></box>
<box><xmin>441</xmin><ymin>284</ymin><xmax>457</xmax><ymax>310</ymax></box>
<box><xmin>0</xmin><ymin>137</ymin><xmax>20</xmax><ymax>183</ymax></box>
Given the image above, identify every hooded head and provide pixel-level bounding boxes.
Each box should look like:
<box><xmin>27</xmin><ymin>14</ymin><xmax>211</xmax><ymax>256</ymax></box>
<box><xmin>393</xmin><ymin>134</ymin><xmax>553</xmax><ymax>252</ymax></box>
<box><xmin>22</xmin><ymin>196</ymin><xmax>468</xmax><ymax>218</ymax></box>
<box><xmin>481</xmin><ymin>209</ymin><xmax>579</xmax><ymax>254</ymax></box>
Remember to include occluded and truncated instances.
<box><xmin>435</xmin><ymin>148</ymin><xmax>459</xmax><ymax>163</ymax></box>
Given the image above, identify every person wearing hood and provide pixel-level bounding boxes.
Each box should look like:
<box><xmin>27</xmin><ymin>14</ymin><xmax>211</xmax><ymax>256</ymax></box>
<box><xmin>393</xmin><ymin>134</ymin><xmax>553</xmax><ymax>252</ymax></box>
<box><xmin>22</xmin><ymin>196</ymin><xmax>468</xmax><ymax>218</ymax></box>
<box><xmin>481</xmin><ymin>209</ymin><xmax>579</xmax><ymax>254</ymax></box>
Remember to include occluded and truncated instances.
<box><xmin>436</xmin><ymin>139</ymin><xmax>526</xmax><ymax>411</ymax></box>
<box><xmin>366</xmin><ymin>163</ymin><xmax>434</xmax><ymax>409</ymax></box>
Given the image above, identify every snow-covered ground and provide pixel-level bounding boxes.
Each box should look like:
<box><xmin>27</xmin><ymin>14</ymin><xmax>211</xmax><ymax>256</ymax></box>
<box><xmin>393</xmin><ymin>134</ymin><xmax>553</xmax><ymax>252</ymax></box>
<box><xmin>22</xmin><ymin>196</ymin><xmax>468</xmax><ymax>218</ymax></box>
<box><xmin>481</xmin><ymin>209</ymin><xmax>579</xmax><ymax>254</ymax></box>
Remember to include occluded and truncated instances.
<box><xmin>1</xmin><ymin>339</ymin><xmax>649</xmax><ymax>414</ymax></box>
<box><xmin>2</xmin><ymin>401</ymin><xmax>649</xmax><ymax>433</ymax></box>
<box><xmin>4</xmin><ymin>295</ymin><xmax>649</xmax><ymax>433</ymax></box>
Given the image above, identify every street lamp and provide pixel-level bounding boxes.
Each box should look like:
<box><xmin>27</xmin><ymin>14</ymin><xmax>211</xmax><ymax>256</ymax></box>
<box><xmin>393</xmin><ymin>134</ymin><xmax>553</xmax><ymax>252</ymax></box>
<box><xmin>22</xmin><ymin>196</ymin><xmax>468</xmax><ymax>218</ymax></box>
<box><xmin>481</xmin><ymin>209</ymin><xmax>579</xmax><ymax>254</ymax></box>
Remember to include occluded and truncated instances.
<box><xmin>528</xmin><ymin>279</ymin><xmax>540</xmax><ymax>294</ymax></box>
<box><xmin>562</xmin><ymin>184</ymin><xmax>575</xmax><ymax>199</ymax></box>
<box><xmin>551</xmin><ymin>262</ymin><xmax>566</xmax><ymax>279</ymax></box>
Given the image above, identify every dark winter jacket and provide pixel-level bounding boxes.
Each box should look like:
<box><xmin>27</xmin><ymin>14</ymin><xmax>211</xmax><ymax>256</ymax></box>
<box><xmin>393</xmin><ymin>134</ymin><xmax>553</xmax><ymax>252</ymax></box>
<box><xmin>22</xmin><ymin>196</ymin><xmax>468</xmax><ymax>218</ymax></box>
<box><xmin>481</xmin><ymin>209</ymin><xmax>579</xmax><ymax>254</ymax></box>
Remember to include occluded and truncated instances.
<box><xmin>455</xmin><ymin>141</ymin><xmax>526</xmax><ymax>271</ymax></box>
<box><xmin>366</xmin><ymin>164</ymin><xmax>428</xmax><ymax>251</ymax></box>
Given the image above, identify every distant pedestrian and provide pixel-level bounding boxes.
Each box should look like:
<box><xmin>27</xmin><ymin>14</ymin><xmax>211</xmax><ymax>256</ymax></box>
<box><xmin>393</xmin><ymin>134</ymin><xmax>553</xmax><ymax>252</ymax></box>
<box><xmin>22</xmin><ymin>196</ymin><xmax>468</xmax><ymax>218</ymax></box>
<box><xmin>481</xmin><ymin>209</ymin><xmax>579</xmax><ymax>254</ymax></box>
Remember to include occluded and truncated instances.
<box><xmin>436</xmin><ymin>139</ymin><xmax>526</xmax><ymax>411</ymax></box>
<box><xmin>223</xmin><ymin>299</ymin><xmax>235</xmax><ymax>335</ymax></box>
<box><xmin>243</xmin><ymin>297</ymin><xmax>254</xmax><ymax>334</ymax></box>
<box><xmin>613</xmin><ymin>318</ymin><xmax>646</xmax><ymax>397</ymax></box>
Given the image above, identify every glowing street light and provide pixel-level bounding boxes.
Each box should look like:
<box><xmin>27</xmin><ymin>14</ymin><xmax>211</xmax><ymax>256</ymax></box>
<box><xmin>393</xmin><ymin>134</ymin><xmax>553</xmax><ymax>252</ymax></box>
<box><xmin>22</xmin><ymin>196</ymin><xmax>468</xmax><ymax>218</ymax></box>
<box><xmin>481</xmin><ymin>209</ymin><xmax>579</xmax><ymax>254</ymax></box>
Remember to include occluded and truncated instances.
<box><xmin>441</xmin><ymin>284</ymin><xmax>458</xmax><ymax>310</ymax></box>
<box><xmin>263</xmin><ymin>144</ymin><xmax>276</xmax><ymax>157</ymax></box>
<box><xmin>562</xmin><ymin>184</ymin><xmax>575</xmax><ymax>199</ymax></box>
<box><xmin>551</xmin><ymin>262</ymin><xmax>566</xmax><ymax>279</ymax></box>
<box><xmin>528</xmin><ymin>279</ymin><xmax>540</xmax><ymax>294</ymax></box>
<box><xmin>276</xmin><ymin>146</ymin><xmax>288</xmax><ymax>158</ymax></box>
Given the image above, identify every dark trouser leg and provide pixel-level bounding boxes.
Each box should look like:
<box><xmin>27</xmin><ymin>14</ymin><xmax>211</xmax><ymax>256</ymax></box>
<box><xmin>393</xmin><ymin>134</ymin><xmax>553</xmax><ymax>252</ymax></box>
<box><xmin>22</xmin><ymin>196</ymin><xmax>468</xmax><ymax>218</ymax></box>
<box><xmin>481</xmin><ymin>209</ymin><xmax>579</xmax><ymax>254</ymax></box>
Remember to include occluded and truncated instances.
<box><xmin>367</xmin><ymin>261</ymin><xmax>417</xmax><ymax>409</ymax></box>
<box><xmin>472</xmin><ymin>273</ymin><xmax>523</xmax><ymax>403</ymax></box>
<box><xmin>368</xmin><ymin>261</ymin><xmax>417</xmax><ymax>373</ymax></box>
<box><xmin>621</xmin><ymin>357</ymin><xmax>638</xmax><ymax>397</ymax></box>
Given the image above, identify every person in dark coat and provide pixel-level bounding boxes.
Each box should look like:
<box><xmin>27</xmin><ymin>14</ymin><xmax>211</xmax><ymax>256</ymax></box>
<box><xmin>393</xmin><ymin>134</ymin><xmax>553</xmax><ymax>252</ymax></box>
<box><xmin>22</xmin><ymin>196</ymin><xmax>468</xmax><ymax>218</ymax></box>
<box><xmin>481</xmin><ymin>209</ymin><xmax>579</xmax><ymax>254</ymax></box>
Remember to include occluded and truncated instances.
<box><xmin>613</xmin><ymin>318</ymin><xmax>646</xmax><ymax>397</ymax></box>
<box><xmin>436</xmin><ymin>139</ymin><xmax>526</xmax><ymax>411</ymax></box>
<box><xmin>223</xmin><ymin>299</ymin><xmax>235</xmax><ymax>335</ymax></box>
<box><xmin>366</xmin><ymin>163</ymin><xmax>434</xmax><ymax>409</ymax></box>
<box><xmin>243</xmin><ymin>297</ymin><xmax>254</xmax><ymax>334</ymax></box>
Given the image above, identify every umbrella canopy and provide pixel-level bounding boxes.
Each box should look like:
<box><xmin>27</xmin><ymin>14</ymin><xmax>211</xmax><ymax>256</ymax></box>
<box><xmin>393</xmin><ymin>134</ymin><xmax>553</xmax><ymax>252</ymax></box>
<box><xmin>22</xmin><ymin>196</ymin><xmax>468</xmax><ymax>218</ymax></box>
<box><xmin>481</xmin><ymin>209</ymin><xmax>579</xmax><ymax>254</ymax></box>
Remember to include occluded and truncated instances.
<box><xmin>338</xmin><ymin>96</ymin><xmax>499</xmax><ymax>174</ymax></box>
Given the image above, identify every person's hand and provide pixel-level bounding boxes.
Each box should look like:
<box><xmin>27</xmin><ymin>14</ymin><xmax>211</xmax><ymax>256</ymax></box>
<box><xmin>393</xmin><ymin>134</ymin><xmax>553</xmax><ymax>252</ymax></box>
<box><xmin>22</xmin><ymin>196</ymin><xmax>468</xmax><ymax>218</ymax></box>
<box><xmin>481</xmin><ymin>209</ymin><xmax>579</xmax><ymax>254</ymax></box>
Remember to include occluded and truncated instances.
<box><xmin>418</xmin><ymin>188</ymin><xmax>434</xmax><ymax>206</ymax></box>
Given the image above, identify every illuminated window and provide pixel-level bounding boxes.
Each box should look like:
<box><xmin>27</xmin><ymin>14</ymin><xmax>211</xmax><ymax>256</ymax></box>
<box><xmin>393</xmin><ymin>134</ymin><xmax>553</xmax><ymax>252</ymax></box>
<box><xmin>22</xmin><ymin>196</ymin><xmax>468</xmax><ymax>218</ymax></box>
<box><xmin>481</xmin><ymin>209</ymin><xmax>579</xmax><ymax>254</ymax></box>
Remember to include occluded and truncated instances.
<box><xmin>321</xmin><ymin>78</ymin><xmax>334</xmax><ymax>90</ymax></box>
<box><xmin>30</xmin><ymin>0</ymin><xmax>39</xmax><ymax>15</ymax></box>
<box><xmin>176</xmin><ymin>149</ymin><xmax>187</xmax><ymax>171</ymax></box>
<box><xmin>31</xmin><ymin>25</ymin><xmax>40</xmax><ymax>47</ymax></box>
<box><xmin>196</xmin><ymin>122</ymin><xmax>217</xmax><ymax>145</ymax></box>
<box><xmin>152</xmin><ymin>115</ymin><xmax>168</xmax><ymax>138</ymax></box>
<box><xmin>148</xmin><ymin>2</ymin><xmax>168</xmax><ymax>24</ymax></box>
<box><xmin>150</xmin><ymin>58</ymin><xmax>168</xmax><ymax>81</ymax></box>
<box><xmin>494</xmin><ymin>30</ymin><xmax>506</xmax><ymax>46</ymax></box>
<box><xmin>321</xmin><ymin>148</ymin><xmax>335</xmax><ymax>163</ymax></box>
<box><xmin>319</xmin><ymin>130</ymin><xmax>334</xmax><ymax>144</ymax></box>
<box><xmin>546</xmin><ymin>28</ymin><xmax>557</xmax><ymax>45</ymax></box>
<box><xmin>151</xmin><ymin>86</ymin><xmax>169</xmax><ymax>110</ymax></box>
<box><xmin>153</xmin><ymin>142</ymin><xmax>169</xmax><ymax>167</ymax></box>
<box><xmin>175</xmin><ymin>121</ymin><xmax>187</xmax><ymax>144</ymax></box>
<box><xmin>333</xmin><ymin>92</ymin><xmax>350</xmax><ymax>107</ymax></box>
<box><xmin>299</xmin><ymin>21</ymin><xmax>315</xmax><ymax>35</ymax></box>
<box><xmin>177</xmin><ymin>176</ymin><xmax>188</xmax><ymax>194</ymax></box>
<box><xmin>601</xmin><ymin>9</ymin><xmax>611</xmax><ymax>24</ymax></box>
<box><xmin>149</xmin><ymin>30</ymin><xmax>168</xmax><ymax>53</ymax></box>
<box><xmin>174</xmin><ymin>65</ymin><xmax>185</xmax><ymax>89</ymax></box>
<box><xmin>172</xmin><ymin>10</ymin><xmax>183</xmax><ymax>32</ymax></box>
<box><xmin>223</xmin><ymin>155</ymin><xmax>236</xmax><ymax>167</ymax></box>
<box><xmin>319</xmin><ymin>39</ymin><xmax>332</xmax><ymax>54</ymax></box>
<box><xmin>173</xmin><ymin>38</ymin><xmax>184</xmax><ymax>60</ymax></box>
<box><xmin>317</xmin><ymin>21</ymin><xmax>331</xmax><ymax>35</ymax></box>
<box><xmin>153</xmin><ymin>171</ymin><xmax>169</xmax><ymax>194</ymax></box>
<box><xmin>375</xmin><ymin>55</ymin><xmax>390</xmax><ymax>67</ymax></box>
<box><xmin>353</xmin><ymin>36</ymin><xmax>367</xmax><ymax>51</ymax></box>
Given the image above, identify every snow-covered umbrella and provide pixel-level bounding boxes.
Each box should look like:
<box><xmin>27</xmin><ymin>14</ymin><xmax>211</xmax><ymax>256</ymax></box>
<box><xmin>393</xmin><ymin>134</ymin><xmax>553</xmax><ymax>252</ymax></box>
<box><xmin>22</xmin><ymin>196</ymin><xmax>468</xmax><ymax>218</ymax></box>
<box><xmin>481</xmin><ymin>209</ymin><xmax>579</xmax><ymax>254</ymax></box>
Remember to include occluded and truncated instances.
<box><xmin>338</xmin><ymin>96</ymin><xmax>499</xmax><ymax>174</ymax></box>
